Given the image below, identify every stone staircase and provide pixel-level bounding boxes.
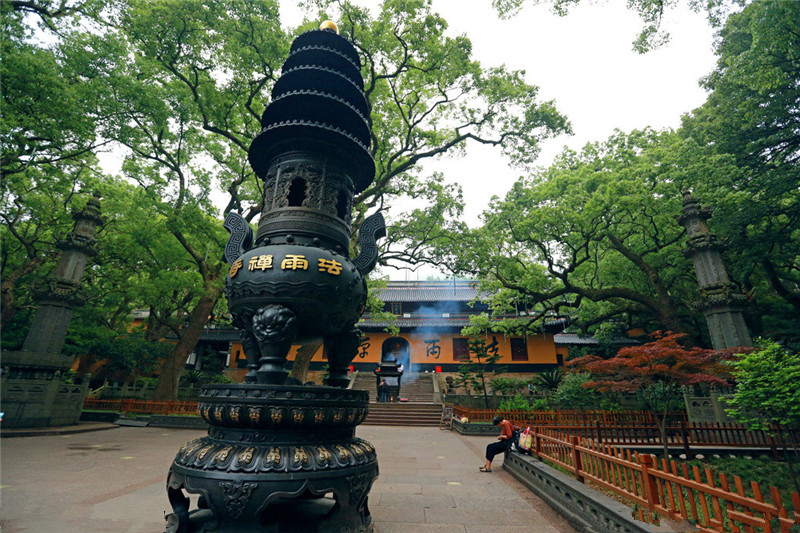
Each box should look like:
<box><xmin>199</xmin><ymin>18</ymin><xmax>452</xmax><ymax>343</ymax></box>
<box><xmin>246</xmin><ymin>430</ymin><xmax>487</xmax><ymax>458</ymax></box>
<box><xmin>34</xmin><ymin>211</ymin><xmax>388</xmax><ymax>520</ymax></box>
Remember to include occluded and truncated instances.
<box><xmin>350</xmin><ymin>372</ymin><xmax>435</xmax><ymax>403</ymax></box>
<box><xmin>350</xmin><ymin>372</ymin><xmax>378</xmax><ymax>403</ymax></box>
<box><xmin>362</xmin><ymin>402</ymin><xmax>443</xmax><ymax>426</ymax></box>
<box><xmin>350</xmin><ymin>372</ymin><xmax>442</xmax><ymax>426</ymax></box>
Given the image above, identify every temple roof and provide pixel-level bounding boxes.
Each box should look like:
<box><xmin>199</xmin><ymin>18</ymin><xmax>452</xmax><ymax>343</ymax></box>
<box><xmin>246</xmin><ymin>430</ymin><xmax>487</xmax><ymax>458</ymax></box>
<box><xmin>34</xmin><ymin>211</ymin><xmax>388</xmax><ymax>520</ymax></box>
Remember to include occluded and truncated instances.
<box><xmin>358</xmin><ymin>316</ymin><xmax>472</xmax><ymax>330</ymax></box>
<box><xmin>552</xmin><ymin>333</ymin><xmax>639</xmax><ymax>346</ymax></box>
<box><xmin>375</xmin><ymin>281</ymin><xmax>482</xmax><ymax>303</ymax></box>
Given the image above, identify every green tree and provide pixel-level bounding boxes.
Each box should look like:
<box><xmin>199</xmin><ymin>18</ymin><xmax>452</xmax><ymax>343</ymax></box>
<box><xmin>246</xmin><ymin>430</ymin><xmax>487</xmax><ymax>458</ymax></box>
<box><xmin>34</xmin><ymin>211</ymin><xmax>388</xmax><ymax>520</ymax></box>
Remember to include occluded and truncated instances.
<box><xmin>534</xmin><ymin>367</ymin><xmax>564</xmax><ymax>392</ymax></box>
<box><xmin>51</xmin><ymin>0</ymin><xmax>285</xmax><ymax>399</ymax></box>
<box><xmin>552</xmin><ymin>372</ymin><xmax>598</xmax><ymax>410</ymax></box>
<box><xmin>0</xmin><ymin>1</ymin><xmax>108</xmax><ymax>328</ymax></box>
<box><xmin>680</xmin><ymin>1</ymin><xmax>800</xmax><ymax>345</ymax></box>
<box><xmin>446</xmin><ymin>129</ymin><xmax>706</xmax><ymax>337</ymax></box>
<box><xmin>456</xmin><ymin>336</ymin><xmax>504</xmax><ymax>409</ymax></box>
<box><xmin>453</xmin><ymin>366</ymin><xmax>474</xmax><ymax>396</ymax></box>
<box><xmin>288</xmin><ymin>0</ymin><xmax>570</xmax><ymax>378</ymax></box>
<box><xmin>725</xmin><ymin>340</ymin><xmax>800</xmax><ymax>492</ymax></box>
<box><xmin>4</xmin><ymin>0</ymin><xmax>568</xmax><ymax>396</ymax></box>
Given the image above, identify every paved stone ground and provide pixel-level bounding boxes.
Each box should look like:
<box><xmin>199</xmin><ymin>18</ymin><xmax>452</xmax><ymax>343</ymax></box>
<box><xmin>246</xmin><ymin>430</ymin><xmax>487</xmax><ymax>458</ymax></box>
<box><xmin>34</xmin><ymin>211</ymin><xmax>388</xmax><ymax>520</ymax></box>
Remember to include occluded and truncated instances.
<box><xmin>0</xmin><ymin>425</ymin><xmax>577</xmax><ymax>533</ymax></box>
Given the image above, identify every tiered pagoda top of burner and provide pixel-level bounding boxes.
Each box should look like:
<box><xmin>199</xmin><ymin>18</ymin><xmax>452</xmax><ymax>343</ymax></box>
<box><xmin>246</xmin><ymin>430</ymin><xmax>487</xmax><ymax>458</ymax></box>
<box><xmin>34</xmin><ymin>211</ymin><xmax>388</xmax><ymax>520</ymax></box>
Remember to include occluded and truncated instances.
<box><xmin>248</xmin><ymin>21</ymin><xmax>374</xmax><ymax>193</ymax></box>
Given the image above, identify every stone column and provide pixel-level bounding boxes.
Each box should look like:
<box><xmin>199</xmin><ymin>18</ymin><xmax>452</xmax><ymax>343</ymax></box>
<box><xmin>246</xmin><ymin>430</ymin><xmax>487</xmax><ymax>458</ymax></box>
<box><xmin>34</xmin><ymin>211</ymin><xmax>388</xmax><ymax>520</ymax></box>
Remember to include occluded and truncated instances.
<box><xmin>678</xmin><ymin>190</ymin><xmax>752</xmax><ymax>350</ymax></box>
<box><xmin>1</xmin><ymin>193</ymin><xmax>102</xmax><ymax>428</ymax></box>
<box><xmin>21</xmin><ymin>193</ymin><xmax>103</xmax><ymax>355</ymax></box>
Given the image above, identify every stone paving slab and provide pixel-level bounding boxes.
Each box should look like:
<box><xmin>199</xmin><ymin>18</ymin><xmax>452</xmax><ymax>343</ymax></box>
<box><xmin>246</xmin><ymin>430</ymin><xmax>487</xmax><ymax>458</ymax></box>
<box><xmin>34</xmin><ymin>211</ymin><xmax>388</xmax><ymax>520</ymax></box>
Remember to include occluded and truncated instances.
<box><xmin>0</xmin><ymin>425</ymin><xmax>577</xmax><ymax>533</ymax></box>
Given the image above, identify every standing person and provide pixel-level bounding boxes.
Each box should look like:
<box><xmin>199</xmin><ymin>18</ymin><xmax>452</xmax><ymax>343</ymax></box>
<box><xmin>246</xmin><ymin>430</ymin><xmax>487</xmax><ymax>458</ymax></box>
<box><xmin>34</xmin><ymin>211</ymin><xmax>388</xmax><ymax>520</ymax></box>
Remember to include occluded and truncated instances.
<box><xmin>480</xmin><ymin>415</ymin><xmax>513</xmax><ymax>472</ymax></box>
<box><xmin>378</xmin><ymin>380</ymin><xmax>388</xmax><ymax>403</ymax></box>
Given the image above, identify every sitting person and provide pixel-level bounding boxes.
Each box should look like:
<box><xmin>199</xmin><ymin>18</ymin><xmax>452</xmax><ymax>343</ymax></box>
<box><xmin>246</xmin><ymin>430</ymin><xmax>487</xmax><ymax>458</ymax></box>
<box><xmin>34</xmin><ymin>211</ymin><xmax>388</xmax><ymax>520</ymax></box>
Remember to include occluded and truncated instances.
<box><xmin>480</xmin><ymin>415</ymin><xmax>513</xmax><ymax>472</ymax></box>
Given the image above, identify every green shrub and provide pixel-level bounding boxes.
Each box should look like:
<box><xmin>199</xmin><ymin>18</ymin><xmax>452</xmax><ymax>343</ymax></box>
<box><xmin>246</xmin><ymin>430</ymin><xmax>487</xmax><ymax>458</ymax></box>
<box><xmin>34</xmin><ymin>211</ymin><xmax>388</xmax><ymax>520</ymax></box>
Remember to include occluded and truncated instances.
<box><xmin>530</xmin><ymin>398</ymin><xmax>550</xmax><ymax>410</ymax></box>
<box><xmin>134</xmin><ymin>377</ymin><xmax>158</xmax><ymax>388</ymax></box>
<box><xmin>499</xmin><ymin>394</ymin><xmax>532</xmax><ymax>411</ymax></box>
<box><xmin>208</xmin><ymin>373</ymin><xmax>234</xmax><ymax>384</ymax></box>
<box><xmin>490</xmin><ymin>377</ymin><xmax>527</xmax><ymax>396</ymax></box>
<box><xmin>553</xmin><ymin>373</ymin><xmax>598</xmax><ymax>409</ymax></box>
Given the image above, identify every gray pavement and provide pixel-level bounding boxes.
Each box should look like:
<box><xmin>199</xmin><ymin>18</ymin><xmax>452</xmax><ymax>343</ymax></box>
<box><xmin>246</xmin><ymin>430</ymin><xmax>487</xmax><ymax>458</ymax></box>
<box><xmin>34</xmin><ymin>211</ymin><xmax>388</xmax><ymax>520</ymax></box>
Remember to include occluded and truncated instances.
<box><xmin>0</xmin><ymin>425</ymin><xmax>577</xmax><ymax>533</ymax></box>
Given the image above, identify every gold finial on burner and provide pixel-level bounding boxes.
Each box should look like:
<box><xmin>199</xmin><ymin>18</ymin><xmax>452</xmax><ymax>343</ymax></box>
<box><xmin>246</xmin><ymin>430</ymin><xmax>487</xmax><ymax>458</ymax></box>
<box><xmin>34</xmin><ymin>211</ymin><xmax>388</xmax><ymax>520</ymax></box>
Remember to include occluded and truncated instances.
<box><xmin>319</xmin><ymin>20</ymin><xmax>339</xmax><ymax>33</ymax></box>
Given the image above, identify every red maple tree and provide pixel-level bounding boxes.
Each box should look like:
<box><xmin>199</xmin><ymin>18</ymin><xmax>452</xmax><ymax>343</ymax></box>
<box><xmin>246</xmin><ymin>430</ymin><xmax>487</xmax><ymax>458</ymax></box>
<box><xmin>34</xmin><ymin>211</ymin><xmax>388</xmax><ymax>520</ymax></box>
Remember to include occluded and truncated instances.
<box><xmin>569</xmin><ymin>331</ymin><xmax>740</xmax><ymax>457</ymax></box>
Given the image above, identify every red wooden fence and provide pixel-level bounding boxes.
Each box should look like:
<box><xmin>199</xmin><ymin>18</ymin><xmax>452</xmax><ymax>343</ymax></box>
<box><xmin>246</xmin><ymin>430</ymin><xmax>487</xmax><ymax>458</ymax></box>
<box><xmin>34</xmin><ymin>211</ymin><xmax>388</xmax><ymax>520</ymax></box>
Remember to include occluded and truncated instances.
<box><xmin>525</xmin><ymin>426</ymin><xmax>800</xmax><ymax>532</ymax></box>
<box><xmin>454</xmin><ymin>408</ymin><xmax>799</xmax><ymax>449</ymax></box>
<box><xmin>453</xmin><ymin>407</ymin><xmax>687</xmax><ymax>425</ymax></box>
<box><xmin>83</xmin><ymin>397</ymin><xmax>199</xmax><ymax>415</ymax></box>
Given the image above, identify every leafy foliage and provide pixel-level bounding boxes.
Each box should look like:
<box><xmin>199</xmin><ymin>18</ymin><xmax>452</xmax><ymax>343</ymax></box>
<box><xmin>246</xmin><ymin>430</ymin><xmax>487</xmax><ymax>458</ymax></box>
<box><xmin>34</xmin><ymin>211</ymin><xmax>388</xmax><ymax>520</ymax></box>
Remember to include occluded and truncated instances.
<box><xmin>454</xmin><ymin>336</ymin><xmax>504</xmax><ymax>408</ymax></box>
<box><xmin>299</xmin><ymin>0</ymin><xmax>569</xmax><ymax>274</ymax></box>
<box><xmin>681</xmin><ymin>1</ymin><xmax>800</xmax><ymax>346</ymax></box>
<box><xmin>453</xmin><ymin>366</ymin><xmax>474</xmax><ymax>395</ymax></box>
<box><xmin>552</xmin><ymin>372</ymin><xmax>598</xmax><ymax>410</ymax></box>
<box><xmin>534</xmin><ymin>367</ymin><xmax>564</xmax><ymax>391</ymax></box>
<box><xmin>726</xmin><ymin>340</ymin><xmax>800</xmax><ymax>432</ymax></box>
<box><xmin>447</xmin><ymin>129</ymin><xmax>705</xmax><ymax>337</ymax></box>
<box><xmin>489</xmin><ymin>376</ymin><xmax>528</xmax><ymax>396</ymax></box>
<box><xmin>571</xmin><ymin>331</ymin><xmax>735</xmax><ymax>393</ymax></box>
<box><xmin>686</xmin><ymin>454</ymin><xmax>800</xmax><ymax>508</ymax></box>
<box><xmin>499</xmin><ymin>393</ymin><xmax>533</xmax><ymax>411</ymax></box>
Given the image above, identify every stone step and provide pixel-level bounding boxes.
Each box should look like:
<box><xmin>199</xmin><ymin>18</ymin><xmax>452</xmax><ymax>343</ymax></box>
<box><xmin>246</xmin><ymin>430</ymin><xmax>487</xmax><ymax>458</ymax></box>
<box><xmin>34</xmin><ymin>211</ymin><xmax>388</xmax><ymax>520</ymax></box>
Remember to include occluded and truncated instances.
<box><xmin>361</xmin><ymin>403</ymin><xmax>442</xmax><ymax>427</ymax></box>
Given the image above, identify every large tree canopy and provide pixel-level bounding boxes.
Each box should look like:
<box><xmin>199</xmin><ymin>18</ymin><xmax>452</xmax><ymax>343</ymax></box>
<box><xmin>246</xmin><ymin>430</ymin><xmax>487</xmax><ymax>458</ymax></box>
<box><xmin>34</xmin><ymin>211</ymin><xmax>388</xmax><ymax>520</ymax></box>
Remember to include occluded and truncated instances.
<box><xmin>442</xmin><ymin>129</ymin><xmax>710</xmax><ymax>337</ymax></box>
<box><xmin>0</xmin><ymin>0</ymin><xmax>107</xmax><ymax>327</ymax></box>
<box><xmin>302</xmin><ymin>0</ymin><xmax>570</xmax><ymax>247</ymax></box>
<box><xmin>681</xmin><ymin>0</ymin><xmax>800</xmax><ymax>339</ymax></box>
<box><xmin>437</xmin><ymin>0</ymin><xmax>798</xmax><ymax>347</ymax></box>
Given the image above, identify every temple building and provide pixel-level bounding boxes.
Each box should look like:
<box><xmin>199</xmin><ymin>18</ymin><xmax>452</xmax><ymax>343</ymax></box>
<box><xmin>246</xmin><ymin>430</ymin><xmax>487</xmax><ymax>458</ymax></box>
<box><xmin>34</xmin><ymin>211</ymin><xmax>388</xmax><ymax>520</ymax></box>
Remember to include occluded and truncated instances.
<box><xmin>222</xmin><ymin>280</ymin><xmax>567</xmax><ymax>378</ymax></box>
<box><xmin>72</xmin><ymin>280</ymin><xmax>638</xmax><ymax>385</ymax></box>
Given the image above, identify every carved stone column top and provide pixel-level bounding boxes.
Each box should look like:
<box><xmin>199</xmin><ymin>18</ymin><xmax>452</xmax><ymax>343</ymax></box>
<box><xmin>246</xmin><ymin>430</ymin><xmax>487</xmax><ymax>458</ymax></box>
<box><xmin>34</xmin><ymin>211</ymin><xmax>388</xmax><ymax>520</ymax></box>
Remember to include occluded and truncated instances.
<box><xmin>677</xmin><ymin>189</ymin><xmax>712</xmax><ymax>236</ymax></box>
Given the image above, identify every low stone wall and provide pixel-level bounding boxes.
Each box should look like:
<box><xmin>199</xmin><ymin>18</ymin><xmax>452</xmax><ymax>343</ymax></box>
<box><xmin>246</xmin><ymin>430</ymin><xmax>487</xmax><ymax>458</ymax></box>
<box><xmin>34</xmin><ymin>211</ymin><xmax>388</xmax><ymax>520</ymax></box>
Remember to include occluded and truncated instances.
<box><xmin>1</xmin><ymin>378</ymin><xmax>89</xmax><ymax>428</ymax></box>
<box><xmin>503</xmin><ymin>451</ymin><xmax>674</xmax><ymax>533</ymax></box>
<box><xmin>451</xmin><ymin>419</ymin><xmax>499</xmax><ymax>436</ymax></box>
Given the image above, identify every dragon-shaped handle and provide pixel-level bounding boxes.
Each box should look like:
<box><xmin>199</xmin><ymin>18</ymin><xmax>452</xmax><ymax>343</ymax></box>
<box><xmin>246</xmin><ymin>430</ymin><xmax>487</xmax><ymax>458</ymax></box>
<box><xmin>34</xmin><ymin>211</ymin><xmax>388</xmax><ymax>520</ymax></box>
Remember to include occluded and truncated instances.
<box><xmin>352</xmin><ymin>212</ymin><xmax>386</xmax><ymax>275</ymax></box>
<box><xmin>223</xmin><ymin>212</ymin><xmax>254</xmax><ymax>264</ymax></box>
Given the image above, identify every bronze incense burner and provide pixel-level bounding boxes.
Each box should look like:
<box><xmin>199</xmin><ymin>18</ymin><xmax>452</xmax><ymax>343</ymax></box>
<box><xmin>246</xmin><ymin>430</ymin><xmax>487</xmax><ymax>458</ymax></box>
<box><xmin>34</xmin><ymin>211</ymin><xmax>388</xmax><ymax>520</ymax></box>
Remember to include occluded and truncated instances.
<box><xmin>165</xmin><ymin>22</ymin><xmax>383</xmax><ymax>533</ymax></box>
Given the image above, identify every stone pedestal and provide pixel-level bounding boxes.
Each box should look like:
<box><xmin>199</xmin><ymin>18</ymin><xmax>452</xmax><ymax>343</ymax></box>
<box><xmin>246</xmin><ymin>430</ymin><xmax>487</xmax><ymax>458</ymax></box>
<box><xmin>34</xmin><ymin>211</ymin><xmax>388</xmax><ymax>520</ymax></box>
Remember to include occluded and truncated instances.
<box><xmin>1</xmin><ymin>351</ymin><xmax>89</xmax><ymax>428</ymax></box>
<box><xmin>165</xmin><ymin>384</ymin><xmax>377</xmax><ymax>532</ymax></box>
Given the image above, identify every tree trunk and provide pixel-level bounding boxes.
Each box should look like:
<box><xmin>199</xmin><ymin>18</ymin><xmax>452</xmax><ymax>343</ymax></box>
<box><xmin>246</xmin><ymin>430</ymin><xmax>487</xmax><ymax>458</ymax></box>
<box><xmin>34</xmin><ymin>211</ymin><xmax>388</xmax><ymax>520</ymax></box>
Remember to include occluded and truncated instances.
<box><xmin>656</xmin><ymin>413</ymin><xmax>670</xmax><ymax>460</ymax></box>
<box><xmin>290</xmin><ymin>342</ymin><xmax>322</xmax><ymax>384</ymax></box>
<box><xmin>777</xmin><ymin>425</ymin><xmax>800</xmax><ymax>494</ymax></box>
<box><xmin>762</xmin><ymin>258</ymin><xmax>800</xmax><ymax>315</ymax></box>
<box><xmin>152</xmin><ymin>289</ymin><xmax>220</xmax><ymax>401</ymax></box>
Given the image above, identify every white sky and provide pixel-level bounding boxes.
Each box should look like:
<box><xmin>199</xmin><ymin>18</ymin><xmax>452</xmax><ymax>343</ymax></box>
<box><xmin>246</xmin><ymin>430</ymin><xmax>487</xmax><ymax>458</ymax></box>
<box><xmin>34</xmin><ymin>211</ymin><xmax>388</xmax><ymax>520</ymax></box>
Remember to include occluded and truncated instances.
<box><xmin>281</xmin><ymin>1</ymin><xmax>718</xmax><ymax>279</ymax></box>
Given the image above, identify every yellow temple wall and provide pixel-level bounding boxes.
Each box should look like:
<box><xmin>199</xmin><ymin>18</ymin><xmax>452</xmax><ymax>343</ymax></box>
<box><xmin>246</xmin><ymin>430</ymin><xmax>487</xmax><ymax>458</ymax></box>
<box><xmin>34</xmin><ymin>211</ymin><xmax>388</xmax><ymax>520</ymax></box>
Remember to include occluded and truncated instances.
<box><xmin>227</xmin><ymin>331</ymin><xmax>560</xmax><ymax>372</ymax></box>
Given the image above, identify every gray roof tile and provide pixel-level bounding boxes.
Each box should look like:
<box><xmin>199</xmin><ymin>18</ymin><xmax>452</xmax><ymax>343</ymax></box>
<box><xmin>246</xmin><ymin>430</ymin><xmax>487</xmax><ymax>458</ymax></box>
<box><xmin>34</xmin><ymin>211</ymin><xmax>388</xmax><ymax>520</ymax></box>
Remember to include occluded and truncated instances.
<box><xmin>375</xmin><ymin>281</ymin><xmax>480</xmax><ymax>302</ymax></box>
